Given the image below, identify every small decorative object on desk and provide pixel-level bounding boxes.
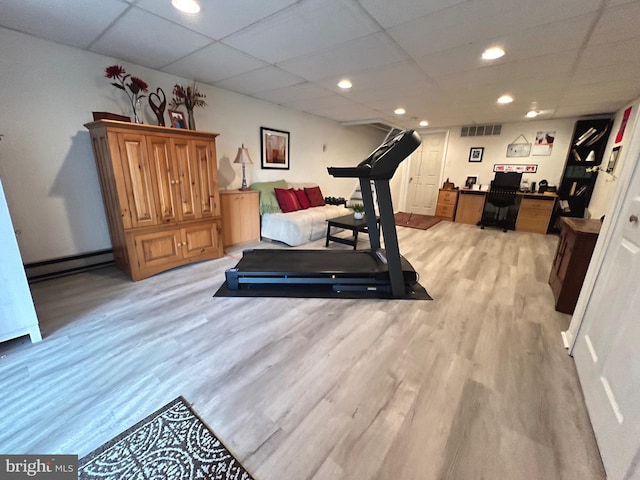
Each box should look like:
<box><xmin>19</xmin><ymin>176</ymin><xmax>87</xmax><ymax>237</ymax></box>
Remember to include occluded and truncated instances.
<box><xmin>104</xmin><ymin>65</ymin><xmax>148</xmax><ymax>123</ymax></box>
<box><xmin>170</xmin><ymin>82</ymin><xmax>207</xmax><ymax>130</ymax></box>
<box><xmin>352</xmin><ymin>203</ymin><xmax>365</xmax><ymax>220</ymax></box>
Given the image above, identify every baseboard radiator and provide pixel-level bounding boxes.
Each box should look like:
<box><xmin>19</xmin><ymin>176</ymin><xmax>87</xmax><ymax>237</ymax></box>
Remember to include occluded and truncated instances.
<box><xmin>24</xmin><ymin>249</ymin><xmax>114</xmax><ymax>283</ymax></box>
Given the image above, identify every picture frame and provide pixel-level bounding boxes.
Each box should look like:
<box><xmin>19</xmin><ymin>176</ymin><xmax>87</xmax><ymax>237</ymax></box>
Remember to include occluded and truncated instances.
<box><xmin>469</xmin><ymin>147</ymin><xmax>484</xmax><ymax>162</ymax></box>
<box><xmin>168</xmin><ymin>109</ymin><xmax>186</xmax><ymax>129</ymax></box>
<box><xmin>606</xmin><ymin>146</ymin><xmax>622</xmax><ymax>173</ymax></box>
<box><xmin>261</xmin><ymin>127</ymin><xmax>290</xmax><ymax>170</ymax></box>
<box><xmin>465</xmin><ymin>176</ymin><xmax>477</xmax><ymax>188</ymax></box>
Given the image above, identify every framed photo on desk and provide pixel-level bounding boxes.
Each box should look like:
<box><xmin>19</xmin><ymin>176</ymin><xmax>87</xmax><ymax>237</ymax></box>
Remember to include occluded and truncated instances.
<box><xmin>465</xmin><ymin>176</ymin><xmax>477</xmax><ymax>188</ymax></box>
<box><xmin>469</xmin><ymin>147</ymin><xmax>484</xmax><ymax>162</ymax></box>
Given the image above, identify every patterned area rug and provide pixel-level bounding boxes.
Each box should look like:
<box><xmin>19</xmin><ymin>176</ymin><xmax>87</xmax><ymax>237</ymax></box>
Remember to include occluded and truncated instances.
<box><xmin>394</xmin><ymin>212</ymin><xmax>443</xmax><ymax>230</ymax></box>
<box><xmin>79</xmin><ymin>397</ymin><xmax>254</xmax><ymax>480</ymax></box>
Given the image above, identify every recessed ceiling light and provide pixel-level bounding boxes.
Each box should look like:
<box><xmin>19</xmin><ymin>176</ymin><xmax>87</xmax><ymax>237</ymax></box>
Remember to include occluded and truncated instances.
<box><xmin>419</xmin><ymin>120</ymin><xmax>429</xmax><ymax>127</ymax></box>
<box><xmin>526</xmin><ymin>110</ymin><xmax>539</xmax><ymax>118</ymax></box>
<box><xmin>171</xmin><ymin>0</ymin><xmax>200</xmax><ymax>14</ymax></box>
<box><xmin>394</xmin><ymin>107</ymin><xmax>406</xmax><ymax>115</ymax></box>
<box><xmin>497</xmin><ymin>95</ymin><xmax>513</xmax><ymax>104</ymax></box>
<box><xmin>482</xmin><ymin>47</ymin><xmax>505</xmax><ymax>60</ymax></box>
<box><xmin>337</xmin><ymin>79</ymin><xmax>352</xmax><ymax>89</ymax></box>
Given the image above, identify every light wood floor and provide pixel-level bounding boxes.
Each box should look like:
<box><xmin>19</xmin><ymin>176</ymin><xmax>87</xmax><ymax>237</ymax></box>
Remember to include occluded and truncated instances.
<box><xmin>0</xmin><ymin>221</ymin><xmax>605</xmax><ymax>480</ymax></box>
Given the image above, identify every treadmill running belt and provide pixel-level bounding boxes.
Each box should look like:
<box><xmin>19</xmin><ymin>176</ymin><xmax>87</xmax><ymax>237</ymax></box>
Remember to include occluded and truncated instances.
<box><xmin>234</xmin><ymin>249</ymin><xmax>386</xmax><ymax>274</ymax></box>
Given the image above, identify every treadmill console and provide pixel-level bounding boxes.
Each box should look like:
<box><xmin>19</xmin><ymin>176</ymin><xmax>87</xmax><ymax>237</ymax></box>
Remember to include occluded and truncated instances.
<box><xmin>328</xmin><ymin>129</ymin><xmax>421</xmax><ymax>180</ymax></box>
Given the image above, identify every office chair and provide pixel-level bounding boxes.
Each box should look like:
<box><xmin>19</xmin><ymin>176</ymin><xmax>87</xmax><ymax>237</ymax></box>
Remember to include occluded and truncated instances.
<box><xmin>479</xmin><ymin>181</ymin><xmax>518</xmax><ymax>232</ymax></box>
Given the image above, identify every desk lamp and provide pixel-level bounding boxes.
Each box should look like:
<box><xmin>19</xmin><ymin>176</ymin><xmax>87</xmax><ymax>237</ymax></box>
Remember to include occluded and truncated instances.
<box><xmin>234</xmin><ymin>144</ymin><xmax>253</xmax><ymax>190</ymax></box>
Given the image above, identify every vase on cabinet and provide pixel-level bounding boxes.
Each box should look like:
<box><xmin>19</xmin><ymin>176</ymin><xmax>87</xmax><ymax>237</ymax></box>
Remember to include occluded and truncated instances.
<box><xmin>186</xmin><ymin>108</ymin><xmax>196</xmax><ymax>130</ymax></box>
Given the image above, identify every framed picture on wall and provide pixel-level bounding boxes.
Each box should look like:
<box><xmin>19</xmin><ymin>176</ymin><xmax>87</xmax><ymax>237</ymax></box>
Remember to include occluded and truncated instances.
<box><xmin>261</xmin><ymin>127</ymin><xmax>290</xmax><ymax>170</ymax></box>
<box><xmin>606</xmin><ymin>146</ymin><xmax>622</xmax><ymax>173</ymax></box>
<box><xmin>469</xmin><ymin>147</ymin><xmax>484</xmax><ymax>162</ymax></box>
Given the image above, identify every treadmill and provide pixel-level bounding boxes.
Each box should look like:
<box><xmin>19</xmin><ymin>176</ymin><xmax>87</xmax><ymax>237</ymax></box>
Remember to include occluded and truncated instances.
<box><xmin>225</xmin><ymin>129</ymin><xmax>422</xmax><ymax>298</ymax></box>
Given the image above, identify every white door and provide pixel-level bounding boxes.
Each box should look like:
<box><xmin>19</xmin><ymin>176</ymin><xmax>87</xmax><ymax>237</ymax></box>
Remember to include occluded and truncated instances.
<box><xmin>406</xmin><ymin>132</ymin><xmax>446</xmax><ymax>215</ymax></box>
<box><xmin>572</xmin><ymin>144</ymin><xmax>640</xmax><ymax>479</ymax></box>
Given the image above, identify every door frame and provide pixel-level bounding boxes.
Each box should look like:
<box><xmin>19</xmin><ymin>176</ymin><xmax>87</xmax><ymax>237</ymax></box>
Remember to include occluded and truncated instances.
<box><xmin>566</xmin><ymin>105</ymin><xmax>640</xmax><ymax>353</ymax></box>
<box><xmin>399</xmin><ymin>129</ymin><xmax>450</xmax><ymax>213</ymax></box>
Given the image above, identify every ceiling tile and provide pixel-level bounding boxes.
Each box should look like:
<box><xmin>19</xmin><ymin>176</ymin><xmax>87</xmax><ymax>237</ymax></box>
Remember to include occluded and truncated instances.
<box><xmin>315</xmin><ymin>61</ymin><xmax>430</xmax><ymax>93</ymax></box>
<box><xmin>277</xmin><ymin>33</ymin><xmax>407</xmax><ymax>81</ymax></box>
<box><xmin>90</xmin><ymin>8</ymin><xmax>212</xmax><ymax>69</ymax></box>
<box><xmin>213</xmin><ymin>66</ymin><xmax>304</xmax><ymax>95</ymax></box>
<box><xmin>163</xmin><ymin>43</ymin><xmax>267</xmax><ymax>83</ymax></box>
<box><xmin>577</xmin><ymin>37</ymin><xmax>640</xmax><ymax>71</ymax></box>
<box><xmin>589</xmin><ymin>1</ymin><xmax>640</xmax><ymax>46</ymax></box>
<box><xmin>252</xmin><ymin>82</ymin><xmax>334</xmax><ymax>105</ymax></box>
<box><xmin>0</xmin><ymin>0</ymin><xmax>129</xmax><ymax>48</ymax></box>
<box><xmin>388</xmin><ymin>0</ymin><xmax>602</xmax><ymax>58</ymax></box>
<box><xmin>224</xmin><ymin>0</ymin><xmax>380</xmax><ymax>64</ymax></box>
<box><xmin>135</xmin><ymin>0</ymin><xmax>298</xmax><ymax>40</ymax></box>
<box><xmin>358</xmin><ymin>0</ymin><xmax>468</xmax><ymax>28</ymax></box>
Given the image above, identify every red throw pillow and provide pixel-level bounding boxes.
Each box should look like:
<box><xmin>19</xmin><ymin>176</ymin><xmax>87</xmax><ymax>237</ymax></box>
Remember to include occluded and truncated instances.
<box><xmin>274</xmin><ymin>188</ymin><xmax>302</xmax><ymax>213</ymax></box>
<box><xmin>294</xmin><ymin>189</ymin><xmax>310</xmax><ymax>209</ymax></box>
<box><xmin>304</xmin><ymin>186</ymin><xmax>325</xmax><ymax>207</ymax></box>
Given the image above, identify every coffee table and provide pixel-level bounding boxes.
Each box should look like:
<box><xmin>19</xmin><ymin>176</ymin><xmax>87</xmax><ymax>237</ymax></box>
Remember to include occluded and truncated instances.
<box><xmin>325</xmin><ymin>214</ymin><xmax>379</xmax><ymax>250</ymax></box>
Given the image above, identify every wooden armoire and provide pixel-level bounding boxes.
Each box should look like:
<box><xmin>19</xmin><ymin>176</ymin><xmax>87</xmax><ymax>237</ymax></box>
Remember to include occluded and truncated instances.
<box><xmin>85</xmin><ymin>120</ymin><xmax>223</xmax><ymax>280</ymax></box>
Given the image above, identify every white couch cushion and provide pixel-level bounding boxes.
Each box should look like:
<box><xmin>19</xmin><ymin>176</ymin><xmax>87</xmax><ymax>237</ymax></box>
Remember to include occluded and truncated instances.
<box><xmin>261</xmin><ymin>205</ymin><xmax>349</xmax><ymax>246</ymax></box>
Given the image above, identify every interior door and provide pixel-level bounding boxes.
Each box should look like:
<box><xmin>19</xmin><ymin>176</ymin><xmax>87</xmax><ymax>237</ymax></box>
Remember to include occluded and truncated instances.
<box><xmin>406</xmin><ymin>132</ymin><xmax>446</xmax><ymax>215</ymax></box>
<box><xmin>572</xmin><ymin>149</ymin><xmax>640</xmax><ymax>479</ymax></box>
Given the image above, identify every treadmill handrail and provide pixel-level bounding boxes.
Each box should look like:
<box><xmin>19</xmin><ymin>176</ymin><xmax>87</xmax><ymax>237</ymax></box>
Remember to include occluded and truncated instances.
<box><xmin>327</xmin><ymin>129</ymin><xmax>421</xmax><ymax>180</ymax></box>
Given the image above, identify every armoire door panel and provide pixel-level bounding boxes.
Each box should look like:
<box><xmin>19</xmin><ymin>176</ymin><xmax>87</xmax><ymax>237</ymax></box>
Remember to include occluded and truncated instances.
<box><xmin>193</xmin><ymin>140</ymin><xmax>220</xmax><ymax>217</ymax></box>
<box><xmin>171</xmin><ymin>139</ymin><xmax>199</xmax><ymax>221</ymax></box>
<box><xmin>182</xmin><ymin>221</ymin><xmax>221</xmax><ymax>258</ymax></box>
<box><xmin>133</xmin><ymin>229</ymin><xmax>182</xmax><ymax>268</ymax></box>
<box><xmin>118</xmin><ymin>134</ymin><xmax>157</xmax><ymax>228</ymax></box>
<box><xmin>147</xmin><ymin>136</ymin><xmax>177</xmax><ymax>223</ymax></box>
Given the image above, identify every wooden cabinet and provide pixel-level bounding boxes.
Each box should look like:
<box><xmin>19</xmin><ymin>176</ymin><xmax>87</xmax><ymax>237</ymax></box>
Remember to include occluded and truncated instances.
<box><xmin>549</xmin><ymin>218</ymin><xmax>601</xmax><ymax>314</ymax></box>
<box><xmin>435</xmin><ymin>189</ymin><xmax>458</xmax><ymax>220</ymax></box>
<box><xmin>220</xmin><ymin>190</ymin><xmax>260</xmax><ymax>247</ymax></box>
<box><xmin>455</xmin><ymin>191</ymin><xmax>485</xmax><ymax>225</ymax></box>
<box><xmin>85</xmin><ymin>120</ymin><xmax>223</xmax><ymax>280</ymax></box>
<box><xmin>516</xmin><ymin>196</ymin><xmax>556</xmax><ymax>234</ymax></box>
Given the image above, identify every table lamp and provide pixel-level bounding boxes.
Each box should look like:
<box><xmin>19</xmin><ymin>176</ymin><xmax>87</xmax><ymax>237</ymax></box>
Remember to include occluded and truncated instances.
<box><xmin>234</xmin><ymin>144</ymin><xmax>253</xmax><ymax>190</ymax></box>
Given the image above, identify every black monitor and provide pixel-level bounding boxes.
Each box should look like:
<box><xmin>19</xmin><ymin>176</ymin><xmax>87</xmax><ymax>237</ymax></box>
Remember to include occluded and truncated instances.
<box><xmin>493</xmin><ymin>172</ymin><xmax>522</xmax><ymax>189</ymax></box>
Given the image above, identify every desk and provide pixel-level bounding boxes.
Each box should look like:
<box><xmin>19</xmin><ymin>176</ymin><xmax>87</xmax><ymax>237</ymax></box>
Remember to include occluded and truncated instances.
<box><xmin>454</xmin><ymin>190</ymin><xmax>557</xmax><ymax>233</ymax></box>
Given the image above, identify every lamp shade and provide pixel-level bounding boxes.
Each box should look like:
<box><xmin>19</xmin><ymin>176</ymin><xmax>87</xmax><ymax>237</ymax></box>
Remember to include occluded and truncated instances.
<box><xmin>234</xmin><ymin>144</ymin><xmax>253</xmax><ymax>165</ymax></box>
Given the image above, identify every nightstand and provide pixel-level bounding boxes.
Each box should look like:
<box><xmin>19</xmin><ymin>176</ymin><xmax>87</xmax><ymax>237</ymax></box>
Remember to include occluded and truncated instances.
<box><xmin>220</xmin><ymin>190</ymin><xmax>260</xmax><ymax>247</ymax></box>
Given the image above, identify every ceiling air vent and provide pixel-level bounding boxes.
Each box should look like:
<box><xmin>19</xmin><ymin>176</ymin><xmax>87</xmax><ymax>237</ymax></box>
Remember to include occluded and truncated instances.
<box><xmin>461</xmin><ymin>124</ymin><xmax>502</xmax><ymax>137</ymax></box>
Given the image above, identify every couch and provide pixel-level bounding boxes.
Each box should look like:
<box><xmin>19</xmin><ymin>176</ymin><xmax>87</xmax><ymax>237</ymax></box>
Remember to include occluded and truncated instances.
<box><xmin>251</xmin><ymin>180</ymin><xmax>349</xmax><ymax>246</ymax></box>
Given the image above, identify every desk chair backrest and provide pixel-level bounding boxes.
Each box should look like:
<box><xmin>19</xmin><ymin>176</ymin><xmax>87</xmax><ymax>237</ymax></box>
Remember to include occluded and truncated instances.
<box><xmin>487</xmin><ymin>181</ymin><xmax>518</xmax><ymax>208</ymax></box>
<box><xmin>493</xmin><ymin>171</ymin><xmax>522</xmax><ymax>189</ymax></box>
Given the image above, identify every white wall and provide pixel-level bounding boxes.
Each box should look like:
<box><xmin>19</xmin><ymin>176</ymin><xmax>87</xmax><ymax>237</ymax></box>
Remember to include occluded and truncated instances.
<box><xmin>0</xmin><ymin>27</ymin><xmax>382</xmax><ymax>263</ymax></box>
<box><xmin>440</xmin><ymin>118</ymin><xmax>579</xmax><ymax>190</ymax></box>
<box><xmin>588</xmin><ymin>97</ymin><xmax>640</xmax><ymax>220</ymax></box>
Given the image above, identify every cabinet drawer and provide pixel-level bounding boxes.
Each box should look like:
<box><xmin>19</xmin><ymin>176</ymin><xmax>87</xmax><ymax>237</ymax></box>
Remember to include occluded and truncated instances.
<box><xmin>436</xmin><ymin>203</ymin><xmax>455</xmax><ymax>218</ymax></box>
<box><xmin>438</xmin><ymin>190</ymin><xmax>458</xmax><ymax>205</ymax></box>
<box><xmin>520</xmin><ymin>198</ymin><xmax>555</xmax><ymax>213</ymax></box>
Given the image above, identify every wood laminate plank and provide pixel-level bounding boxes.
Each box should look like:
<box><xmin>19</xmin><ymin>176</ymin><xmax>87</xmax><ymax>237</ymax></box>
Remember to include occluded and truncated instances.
<box><xmin>0</xmin><ymin>222</ymin><xmax>605</xmax><ymax>479</ymax></box>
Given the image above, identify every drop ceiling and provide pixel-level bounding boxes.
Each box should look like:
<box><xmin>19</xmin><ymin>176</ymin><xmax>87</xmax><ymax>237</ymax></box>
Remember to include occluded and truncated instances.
<box><xmin>1</xmin><ymin>0</ymin><xmax>639</xmax><ymax>129</ymax></box>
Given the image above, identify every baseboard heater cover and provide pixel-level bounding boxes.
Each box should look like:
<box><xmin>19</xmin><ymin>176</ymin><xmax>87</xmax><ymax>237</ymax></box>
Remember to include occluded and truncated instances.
<box><xmin>24</xmin><ymin>249</ymin><xmax>114</xmax><ymax>282</ymax></box>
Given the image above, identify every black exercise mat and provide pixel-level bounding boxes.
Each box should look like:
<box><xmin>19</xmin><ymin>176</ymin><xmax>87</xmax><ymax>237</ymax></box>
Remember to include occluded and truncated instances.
<box><xmin>214</xmin><ymin>281</ymin><xmax>432</xmax><ymax>300</ymax></box>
